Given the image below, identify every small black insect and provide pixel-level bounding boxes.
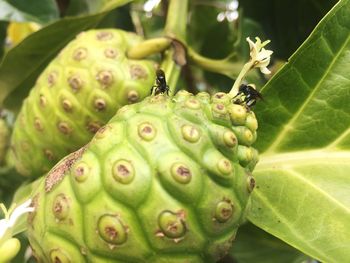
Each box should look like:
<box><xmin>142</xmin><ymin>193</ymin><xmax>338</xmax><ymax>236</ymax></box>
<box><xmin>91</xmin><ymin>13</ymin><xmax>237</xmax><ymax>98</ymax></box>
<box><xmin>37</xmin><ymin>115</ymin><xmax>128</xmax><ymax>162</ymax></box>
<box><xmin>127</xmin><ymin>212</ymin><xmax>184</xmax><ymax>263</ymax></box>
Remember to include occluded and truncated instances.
<box><xmin>150</xmin><ymin>69</ymin><xmax>170</xmax><ymax>96</ymax></box>
<box><xmin>232</xmin><ymin>84</ymin><xmax>263</xmax><ymax>109</ymax></box>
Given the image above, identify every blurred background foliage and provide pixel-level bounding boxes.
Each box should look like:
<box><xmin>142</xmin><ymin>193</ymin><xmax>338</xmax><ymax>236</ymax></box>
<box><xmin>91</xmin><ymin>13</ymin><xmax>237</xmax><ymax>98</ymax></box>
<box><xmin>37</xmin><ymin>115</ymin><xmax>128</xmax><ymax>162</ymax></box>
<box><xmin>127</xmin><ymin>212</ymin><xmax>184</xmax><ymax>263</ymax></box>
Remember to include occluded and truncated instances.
<box><xmin>0</xmin><ymin>0</ymin><xmax>338</xmax><ymax>262</ymax></box>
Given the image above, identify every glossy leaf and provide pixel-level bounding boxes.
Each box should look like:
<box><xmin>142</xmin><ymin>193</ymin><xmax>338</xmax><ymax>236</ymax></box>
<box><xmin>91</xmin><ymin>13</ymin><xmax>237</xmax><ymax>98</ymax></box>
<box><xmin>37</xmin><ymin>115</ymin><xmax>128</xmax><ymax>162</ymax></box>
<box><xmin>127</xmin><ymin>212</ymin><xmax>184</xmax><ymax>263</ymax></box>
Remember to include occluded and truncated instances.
<box><xmin>248</xmin><ymin>0</ymin><xmax>350</xmax><ymax>262</ymax></box>
<box><xmin>255</xmin><ymin>1</ymin><xmax>350</xmax><ymax>154</ymax></box>
<box><xmin>65</xmin><ymin>0</ymin><xmax>132</xmax><ymax>16</ymax></box>
<box><xmin>250</xmin><ymin>152</ymin><xmax>350</xmax><ymax>262</ymax></box>
<box><xmin>0</xmin><ymin>0</ymin><xmax>59</xmax><ymax>24</ymax></box>
<box><xmin>230</xmin><ymin>223</ymin><xmax>308</xmax><ymax>263</ymax></box>
<box><xmin>0</xmin><ymin>0</ymin><xmax>132</xmax><ymax>111</ymax></box>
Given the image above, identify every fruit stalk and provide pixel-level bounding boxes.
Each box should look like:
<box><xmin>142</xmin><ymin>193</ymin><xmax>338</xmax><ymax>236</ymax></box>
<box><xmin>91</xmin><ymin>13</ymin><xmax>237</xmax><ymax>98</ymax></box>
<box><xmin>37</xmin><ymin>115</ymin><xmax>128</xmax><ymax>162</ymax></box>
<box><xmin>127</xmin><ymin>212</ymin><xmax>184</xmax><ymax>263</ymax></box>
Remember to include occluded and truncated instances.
<box><xmin>127</xmin><ymin>37</ymin><xmax>172</xmax><ymax>59</ymax></box>
<box><xmin>159</xmin><ymin>0</ymin><xmax>189</xmax><ymax>96</ymax></box>
<box><xmin>164</xmin><ymin>0</ymin><xmax>188</xmax><ymax>43</ymax></box>
<box><xmin>187</xmin><ymin>47</ymin><xmax>244</xmax><ymax>78</ymax></box>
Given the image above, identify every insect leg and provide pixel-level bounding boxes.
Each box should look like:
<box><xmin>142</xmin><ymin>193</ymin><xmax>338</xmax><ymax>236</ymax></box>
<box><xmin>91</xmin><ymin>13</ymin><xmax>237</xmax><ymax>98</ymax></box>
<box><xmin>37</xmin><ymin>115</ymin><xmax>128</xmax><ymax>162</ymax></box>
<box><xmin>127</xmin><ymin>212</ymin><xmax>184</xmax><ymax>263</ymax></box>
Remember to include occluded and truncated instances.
<box><xmin>150</xmin><ymin>85</ymin><xmax>156</xmax><ymax>95</ymax></box>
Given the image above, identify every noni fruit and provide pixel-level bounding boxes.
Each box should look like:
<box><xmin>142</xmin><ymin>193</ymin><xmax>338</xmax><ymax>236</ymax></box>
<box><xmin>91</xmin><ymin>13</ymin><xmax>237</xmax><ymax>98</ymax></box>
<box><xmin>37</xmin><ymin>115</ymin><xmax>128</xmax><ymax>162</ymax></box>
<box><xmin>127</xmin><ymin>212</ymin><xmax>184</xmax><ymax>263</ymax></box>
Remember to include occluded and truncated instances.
<box><xmin>10</xmin><ymin>29</ymin><xmax>157</xmax><ymax>176</ymax></box>
<box><xmin>27</xmin><ymin>90</ymin><xmax>258</xmax><ymax>263</ymax></box>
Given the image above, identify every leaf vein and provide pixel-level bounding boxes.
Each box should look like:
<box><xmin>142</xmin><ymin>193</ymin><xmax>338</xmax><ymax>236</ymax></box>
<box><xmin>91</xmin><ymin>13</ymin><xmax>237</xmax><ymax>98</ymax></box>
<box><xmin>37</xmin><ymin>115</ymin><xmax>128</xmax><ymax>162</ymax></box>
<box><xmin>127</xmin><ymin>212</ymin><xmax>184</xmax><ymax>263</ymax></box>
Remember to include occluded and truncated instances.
<box><xmin>263</xmin><ymin>31</ymin><xmax>350</xmax><ymax>155</ymax></box>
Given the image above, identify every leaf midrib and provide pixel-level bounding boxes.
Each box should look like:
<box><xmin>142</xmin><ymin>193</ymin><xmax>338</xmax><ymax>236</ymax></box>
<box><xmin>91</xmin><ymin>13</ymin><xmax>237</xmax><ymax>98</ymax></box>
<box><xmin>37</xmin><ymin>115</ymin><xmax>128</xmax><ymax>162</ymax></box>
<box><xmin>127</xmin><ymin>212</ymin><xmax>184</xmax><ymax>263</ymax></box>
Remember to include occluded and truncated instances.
<box><xmin>258</xmin><ymin>149</ymin><xmax>350</xmax><ymax>166</ymax></box>
<box><xmin>256</xmin><ymin>150</ymin><xmax>350</xmax><ymax>214</ymax></box>
<box><xmin>263</xmin><ymin>32</ymin><xmax>350</xmax><ymax>155</ymax></box>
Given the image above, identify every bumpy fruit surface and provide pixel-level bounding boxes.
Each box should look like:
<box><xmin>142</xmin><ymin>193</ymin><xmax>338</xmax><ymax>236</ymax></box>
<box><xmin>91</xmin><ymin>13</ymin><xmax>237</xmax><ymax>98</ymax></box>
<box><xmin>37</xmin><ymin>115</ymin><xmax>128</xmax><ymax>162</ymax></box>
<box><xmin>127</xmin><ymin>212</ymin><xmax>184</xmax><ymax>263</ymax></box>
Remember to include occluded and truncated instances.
<box><xmin>10</xmin><ymin>29</ymin><xmax>157</xmax><ymax>176</ymax></box>
<box><xmin>28</xmin><ymin>91</ymin><xmax>258</xmax><ymax>263</ymax></box>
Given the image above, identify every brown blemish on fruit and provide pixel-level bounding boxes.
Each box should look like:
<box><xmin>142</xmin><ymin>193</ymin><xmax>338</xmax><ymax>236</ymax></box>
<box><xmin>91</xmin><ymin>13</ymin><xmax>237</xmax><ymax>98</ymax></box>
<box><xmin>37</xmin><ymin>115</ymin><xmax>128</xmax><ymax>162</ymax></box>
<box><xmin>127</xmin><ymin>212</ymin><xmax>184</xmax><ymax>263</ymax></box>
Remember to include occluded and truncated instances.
<box><xmin>97</xmin><ymin>214</ymin><xmax>128</xmax><ymax>245</ymax></box>
<box><xmin>130</xmin><ymin>65</ymin><xmax>148</xmax><ymax>80</ymax></box>
<box><xmin>138</xmin><ymin>122</ymin><xmax>156</xmax><ymax>141</ymax></box>
<box><xmin>95</xmin><ymin>125</ymin><xmax>111</xmax><ymax>139</ymax></box>
<box><xmin>127</xmin><ymin>90</ymin><xmax>139</xmax><ymax>103</ymax></box>
<box><xmin>62</xmin><ymin>99</ymin><xmax>73</xmax><ymax>112</ymax></box>
<box><xmin>181</xmin><ymin>125</ymin><xmax>200</xmax><ymax>143</ymax></box>
<box><xmin>86</xmin><ymin>121</ymin><xmax>102</xmax><ymax>133</ymax></box>
<box><xmin>39</xmin><ymin>94</ymin><xmax>46</xmax><ymax>107</ymax></box>
<box><xmin>74</xmin><ymin>162</ymin><xmax>89</xmax><ymax>182</ymax></box>
<box><xmin>104</xmin><ymin>48</ymin><xmax>118</xmax><ymax>58</ymax></box>
<box><xmin>157</xmin><ymin>210</ymin><xmax>187</xmax><ymax>240</ymax></box>
<box><xmin>34</xmin><ymin>117</ymin><xmax>43</xmax><ymax>131</ymax></box>
<box><xmin>217</xmin><ymin>158</ymin><xmax>232</xmax><ymax>175</ymax></box>
<box><xmin>214</xmin><ymin>92</ymin><xmax>225</xmax><ymax>99</ymax></box>
<box><xmin>96</xmin><ymin>31</ymin><xmax>113</xmax><ymax>41</ymax></box>
<box><xmin>53</xmin><ymin>194</ymin><xmax>70</xmax><ymax>220</ymax></box>
<box><xmin>68</xmin><ymin>75</ymin><xmax>83</xmax><ymax>92</ymax></box>
<box><xmin>97</xmin><ymin>70</ymin><xmax>113</xmax><ymax>87</ymax></box>
<box><xmin>94</xmin><ymin>98</ymin><xmax>106</xmax><ymax>111</ymax></box>
<box><xmin>112</xmin><ymin>160</ymin><xmax>135</xmax><ymax>184</ymax></box>
<box><xmin>223</xmin><ymin>131</ymin><xmax>237</xmax><ymax>147</ymax></box>
<box><xmin>171</xmin><ymin>163</ymin><xmax>192</xmax><ymax>184</ymax></box>
<box><xmin>213</xmin><ymin>103</ymin><xmax>227</xmax><ymax>114</ymax></box>
<box><xmin>73</xmin><ymin>47</ymin><xmax>87</xmax><ymax>61</ymax></box>
<box><xmin>185</xmin><ymin>99</ymin><xmax>200</xmax><ymax>109</ymax></box>
<box><xmin>217</xmin><ymin>104</ymin><xmax>224</xmax><ymax>110</ymax></box>
<box><xmin>214</xmin><ymin>200</ymin><xmax>234</xmax><ymax>223</ymax></box>
<box><xmin>57</xmin><ymin>121</ymin><xmax>72</xmax><ymax>135</ymax></box>
<box><xmin>50</xmin><ymin>248</ymin><xmax>71</xmax><ymax>263</ymax></box>
<box><xmin>27</xmin><ymin>194</ymin><xmax>39</xmax><ymax>226</ymax></box>
<box><xmin>45</xmin><ymin>147</ymin><xmax>86</xmax><ymax>192</ymax></box>
<box><xmin>48</xmin><ymin>71</ymin><xmax>58</xmax><ymax>86</ymax></box>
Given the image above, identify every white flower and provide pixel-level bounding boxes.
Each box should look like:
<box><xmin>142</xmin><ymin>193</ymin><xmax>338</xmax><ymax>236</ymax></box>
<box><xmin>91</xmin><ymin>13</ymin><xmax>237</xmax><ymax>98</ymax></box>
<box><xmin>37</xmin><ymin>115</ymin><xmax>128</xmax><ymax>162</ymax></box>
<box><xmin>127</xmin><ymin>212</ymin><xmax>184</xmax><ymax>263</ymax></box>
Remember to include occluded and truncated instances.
<box><xmin>229</xmin><ymin>36</ymin><xmax>273</xmax><ymax>97</ymax></box>
<box><xmin>246</xmin><ymin>37</ymin><xmax>273</xmax><ymax>74</ymax></box>
<box><xmin>0</xmin><ymin>199</ymin><xmax>34</xmax><ymax>242</ymax></box>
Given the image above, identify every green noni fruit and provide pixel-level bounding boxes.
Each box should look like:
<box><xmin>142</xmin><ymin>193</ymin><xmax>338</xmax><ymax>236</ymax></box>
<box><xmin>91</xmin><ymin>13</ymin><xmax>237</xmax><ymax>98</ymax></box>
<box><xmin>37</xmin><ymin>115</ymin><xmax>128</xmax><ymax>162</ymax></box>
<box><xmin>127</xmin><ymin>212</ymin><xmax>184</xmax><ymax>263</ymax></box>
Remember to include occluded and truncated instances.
<box><xmin>10</xmin><ymin>29</ymin><xmax>157</xmax><ymax>177</ymax></box>
<box><xmin>27</xmin><ymin>91</ymin><xmax>258</xmax><ymax>263</ymax></box>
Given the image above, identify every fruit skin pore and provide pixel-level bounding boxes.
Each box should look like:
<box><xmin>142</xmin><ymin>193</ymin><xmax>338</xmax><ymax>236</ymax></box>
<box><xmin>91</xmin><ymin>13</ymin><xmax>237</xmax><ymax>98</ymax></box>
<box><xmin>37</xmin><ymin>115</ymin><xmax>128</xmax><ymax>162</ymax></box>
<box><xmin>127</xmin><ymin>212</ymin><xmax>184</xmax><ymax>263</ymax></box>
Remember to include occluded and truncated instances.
<box><xmin>10</xmin><ymin>29</ymin><xmax>157</xmax><ymax>177</ymax></box>
<box><xmin>27</xmin><ymin>91</ymin><xmax>258</xmax><ymax>263</ymax></box>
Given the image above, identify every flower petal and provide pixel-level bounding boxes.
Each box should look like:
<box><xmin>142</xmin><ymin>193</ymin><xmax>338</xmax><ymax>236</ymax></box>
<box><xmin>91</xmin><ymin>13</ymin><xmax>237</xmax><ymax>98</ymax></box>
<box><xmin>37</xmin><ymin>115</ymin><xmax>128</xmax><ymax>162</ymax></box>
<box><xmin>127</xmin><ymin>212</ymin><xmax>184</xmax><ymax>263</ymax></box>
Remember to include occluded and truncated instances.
<box><xmin>260</xmin><ymin>66</ymin><xmax>271</xmax><ymax>74</ymax></box>
<box><xmin>8</xmin><ymin>199</ymin><xmax>34</xmax><ymax>228</ymax></box>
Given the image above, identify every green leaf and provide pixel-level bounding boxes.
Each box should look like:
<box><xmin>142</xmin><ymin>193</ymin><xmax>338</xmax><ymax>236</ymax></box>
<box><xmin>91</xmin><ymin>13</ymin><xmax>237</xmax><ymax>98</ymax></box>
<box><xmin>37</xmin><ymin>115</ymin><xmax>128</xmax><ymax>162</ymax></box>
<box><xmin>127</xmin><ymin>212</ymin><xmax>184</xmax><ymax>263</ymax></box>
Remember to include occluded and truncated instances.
<box><xmin>240</xmin><ymin>0</ymin><xmax>338</xmax><ymax>59</ymax></box>
<box><xmin>0</xmin><ymin>0</ymin><xmax>132</xmax><ymax>111</ymax></box>
<box><xmin>255</xmin><ymin>1</ymin><xmax>350</xmax><ymax>154</ymax></box>
<box><xmin>65</xmin><ymin>0</ymin><xmax>132</xmax><ymax>16</ymax></box>
<box><xmin>248</xmin><ymin>0</ymin><xmax>350</xmax><ymax>262</ymax></box>
<box><xmin>249</xmin><ymin>152</ymin><xmax>350</xmax><ymax>262</ymax></box>
<box><xmin>0</xmin><ymin>0</ymin><xmax>59</xmax><ymax>24</ymax></box>
<box><xmin>0</xmin><ymin>21</ymin><xmax>7</xmax><ymax>60</ymax></box>
<box><xmin>230</xmin><ymin>223</ymin><xmax>308</xmax><ymax>263</ymax></box>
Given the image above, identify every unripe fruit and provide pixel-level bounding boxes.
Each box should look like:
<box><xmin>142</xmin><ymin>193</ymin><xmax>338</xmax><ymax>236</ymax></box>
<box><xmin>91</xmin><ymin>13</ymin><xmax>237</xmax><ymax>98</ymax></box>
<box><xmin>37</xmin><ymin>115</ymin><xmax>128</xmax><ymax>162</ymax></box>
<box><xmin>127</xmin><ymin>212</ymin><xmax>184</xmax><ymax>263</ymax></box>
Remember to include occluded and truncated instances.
<box><xmin>10</xmin><ymin>29</ymin><xmax>157</xmax><ymax>176</ymax></box>
<box><xmin>27</xmin><ymin>91</ymin><xmax>258</xmax><ymax>262</ymax></box>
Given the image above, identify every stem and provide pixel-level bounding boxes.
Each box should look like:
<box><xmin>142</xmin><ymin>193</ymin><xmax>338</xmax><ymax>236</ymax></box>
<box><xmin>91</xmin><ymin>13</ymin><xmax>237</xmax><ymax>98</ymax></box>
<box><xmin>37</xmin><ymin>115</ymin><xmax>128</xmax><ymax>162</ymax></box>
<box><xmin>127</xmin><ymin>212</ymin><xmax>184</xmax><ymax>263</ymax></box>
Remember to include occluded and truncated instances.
<box><xmin>127</xmin><ymin>37</ymin><xmax>172</xmax><ymax>59</ymax></box>
<box><xmin>187</xmin><ymin>47</ymin><xmax>244</xmax><ymax>78</ymax></box>
<box><xmin>160</xmin><ymin>49</ymin><xmax>181</xmax><ymax>96</ymax></box>
<box><xmin>164</xmin><ymin>0</ymin><xmax>188</xmax><ymax>42</ymax></box>
<box><xmin>160</xmin><ymin>0</ymin><xmax>189</xmax><ymax>96</ymax></box>
<box><xmin>228</xmin><ymin>60</ymin><xmax>254</xmax><ymax>97</ymax></box>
